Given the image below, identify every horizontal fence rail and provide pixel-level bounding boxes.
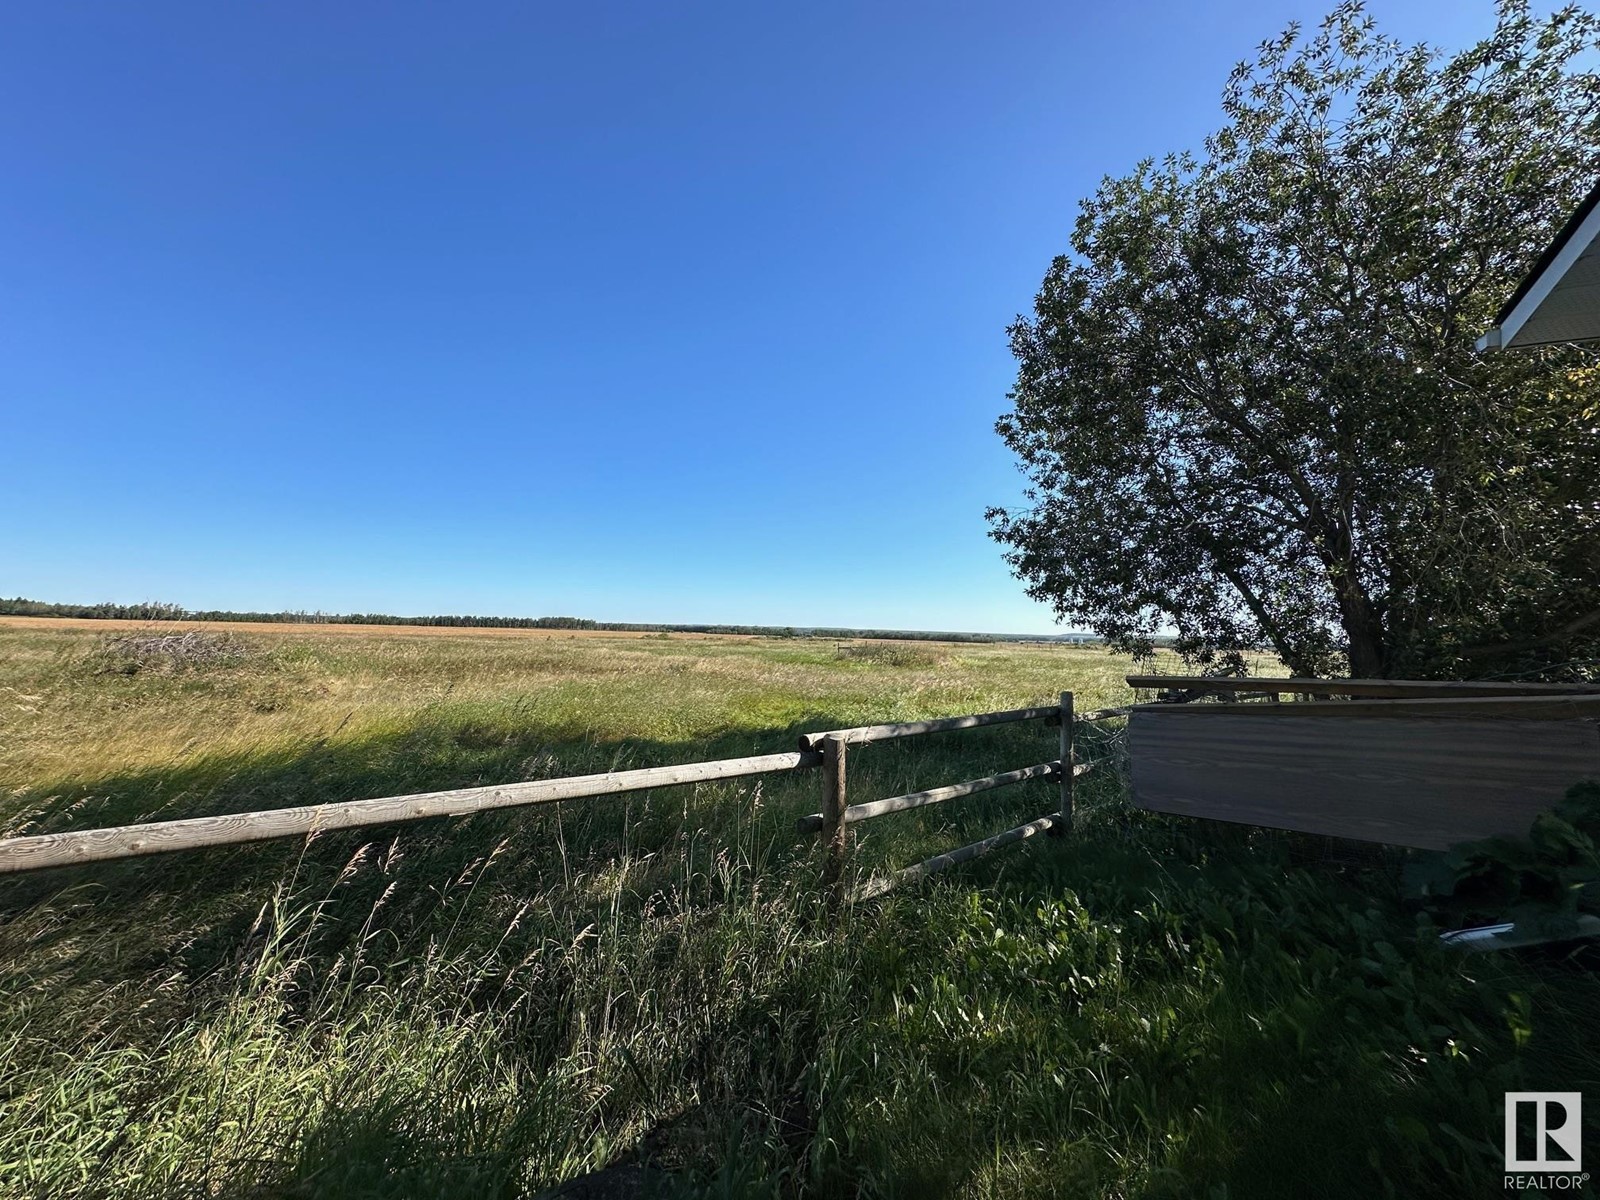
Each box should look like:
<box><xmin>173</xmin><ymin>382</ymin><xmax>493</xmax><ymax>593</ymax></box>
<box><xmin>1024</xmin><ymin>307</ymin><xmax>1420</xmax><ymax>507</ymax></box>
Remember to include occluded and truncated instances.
<box><xmin>856</xmin><ymin>813</ymin><xmax>1066</xmax><ymax>901</ymax></box>
<box><xmin>794</xmin><ymin>760</ymin><xmax>1095</xmax><ymax>834</ymax></box>
<box><xmin>1076</xmin><ymin>705</ymin><xmax>1135</xmax><ymax>722</ymax></box>
<box><xmin>797</xmin><ymin>704</ymin><xmax>1131</xmax><ymax>752</ymax></box>
<box><xmin>0</xmin><ymin>750</ymin><xmax>822</xmax><ymax>875</ymax></box>
<box><xmin>899</xmin><ymin>812</ymin><xmax>1063</xmax><ymax>881</ymax></box>
<box><xmin>797</xmin><ymin>706</ymin><xmax>1058</xmax><ymax>752</ymax></box>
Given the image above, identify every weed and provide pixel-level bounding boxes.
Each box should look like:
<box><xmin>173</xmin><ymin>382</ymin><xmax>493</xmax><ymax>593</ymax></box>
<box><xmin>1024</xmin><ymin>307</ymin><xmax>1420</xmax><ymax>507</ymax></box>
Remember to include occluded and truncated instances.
<box><xmin>834</xmin><ymin>642</ymin><xmax>944</xmax><ymax>669</ymax></box>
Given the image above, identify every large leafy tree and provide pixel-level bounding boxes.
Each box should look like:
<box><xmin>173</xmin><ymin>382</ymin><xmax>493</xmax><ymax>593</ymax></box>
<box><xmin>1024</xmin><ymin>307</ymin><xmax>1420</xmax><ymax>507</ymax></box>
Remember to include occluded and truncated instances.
<box><xmin>991</xmin><ymin>1</ymin><xmax>1600</xmax><ymax>678</ymax></box>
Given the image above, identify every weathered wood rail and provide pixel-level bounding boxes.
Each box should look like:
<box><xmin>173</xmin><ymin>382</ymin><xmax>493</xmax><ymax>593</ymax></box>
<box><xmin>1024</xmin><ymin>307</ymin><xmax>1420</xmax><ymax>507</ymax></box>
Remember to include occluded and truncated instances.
<box><xmin>793</xmin><ymin>761</ymin><xmax>1069</xmax><ymax>835</ymax></box>
<box><xmin>855</xmin><ymin>813</ymin><xmax>1065</xmax><ymax>902</ymax></box>
<box><xmin>795</xmin><ymin>703</ymin><xmax>1128</xmax><ymax>752</ymax></box>
<box><xmin>0</xmin><ymin>751</ymin><xmax>823</xmax><ymax>875</ymax></box>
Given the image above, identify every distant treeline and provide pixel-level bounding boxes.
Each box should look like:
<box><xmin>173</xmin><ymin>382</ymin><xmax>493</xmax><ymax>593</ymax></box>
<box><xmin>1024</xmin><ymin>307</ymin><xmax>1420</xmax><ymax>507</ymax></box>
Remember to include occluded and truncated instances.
<box><xmin>0</xmin><ymin>597</ymin><xmax>1097</xmax><ymax>644</ymax></box>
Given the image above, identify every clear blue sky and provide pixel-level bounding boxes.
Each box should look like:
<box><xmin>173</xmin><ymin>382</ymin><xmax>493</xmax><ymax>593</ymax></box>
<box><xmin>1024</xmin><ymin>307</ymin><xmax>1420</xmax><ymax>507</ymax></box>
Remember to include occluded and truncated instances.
<box><xmin>2</xmin><ymin>2</ymin><xmax>1498</xmax><ymax>632</ymax></box>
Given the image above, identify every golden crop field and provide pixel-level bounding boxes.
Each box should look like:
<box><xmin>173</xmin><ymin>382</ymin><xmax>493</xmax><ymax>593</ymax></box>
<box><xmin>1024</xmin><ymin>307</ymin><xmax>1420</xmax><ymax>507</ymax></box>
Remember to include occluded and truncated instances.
<box><xmin>0</xmin><ymin>614</ymin><xmax>762</xmax><ymax>639</ymax></box>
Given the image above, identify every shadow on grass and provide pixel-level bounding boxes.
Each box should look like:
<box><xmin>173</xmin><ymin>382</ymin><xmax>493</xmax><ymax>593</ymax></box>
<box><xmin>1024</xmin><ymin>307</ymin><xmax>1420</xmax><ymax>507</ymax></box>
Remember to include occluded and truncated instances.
<box><xmin>5</xmin><ymin>710</ymin><xmax>1586</xmax><ymax>1199</ymax></box>
<box><xmin>835</xmin><ymin>799</ymin><xmax>1585</xmax><ymax>1200</ymax></box>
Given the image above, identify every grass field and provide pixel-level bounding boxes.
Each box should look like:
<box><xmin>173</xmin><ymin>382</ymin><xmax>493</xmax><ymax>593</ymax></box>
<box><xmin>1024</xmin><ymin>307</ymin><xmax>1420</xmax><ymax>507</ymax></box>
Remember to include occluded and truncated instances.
<box><xmin>0</xmin><ymin>621</ymin><xmax>1595</xmax><ymax>1198</ymax></box>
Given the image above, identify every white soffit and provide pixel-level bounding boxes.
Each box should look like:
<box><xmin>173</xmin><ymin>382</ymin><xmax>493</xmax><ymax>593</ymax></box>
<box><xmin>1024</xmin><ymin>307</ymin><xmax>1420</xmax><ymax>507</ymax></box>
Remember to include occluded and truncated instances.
<box><xmin>1480</xmin><ymin>182</ymin><xmax>1600</xmax><ymax>351</ymax></box>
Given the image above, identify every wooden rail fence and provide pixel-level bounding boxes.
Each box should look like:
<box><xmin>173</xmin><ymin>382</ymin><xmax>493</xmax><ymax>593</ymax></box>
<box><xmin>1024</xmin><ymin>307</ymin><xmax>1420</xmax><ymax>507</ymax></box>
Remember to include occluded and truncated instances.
<box><xmin>0</xmin><ymin>694</ymin><xmax>1129</xmax><ymax>888</ymax></box>
<box><xmin>798</xmin><ymin>692</ymin><xmax>1131</xmax><ymax>904</ymax></box>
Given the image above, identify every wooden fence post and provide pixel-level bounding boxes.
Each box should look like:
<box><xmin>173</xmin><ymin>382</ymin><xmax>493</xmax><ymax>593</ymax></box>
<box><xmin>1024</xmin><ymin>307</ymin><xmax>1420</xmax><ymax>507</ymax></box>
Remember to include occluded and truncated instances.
<box><xmin>820</xmin><ymin>735</ymin><xmax>848</xmax><ymax>908</ymax></box>
<box><xmin>1058</xmin><ymin>691</ymin><xmax>1074</xmax><ymax>831</ymax></box>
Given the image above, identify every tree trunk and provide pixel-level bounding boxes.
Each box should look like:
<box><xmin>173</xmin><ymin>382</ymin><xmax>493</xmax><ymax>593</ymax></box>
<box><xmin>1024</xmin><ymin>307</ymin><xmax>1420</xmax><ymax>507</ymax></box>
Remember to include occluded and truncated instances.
<box><xmin>1335</xmin><ymin>580</ymin><xmax>1387</xmax><ymax>677</ymax></box>
<box><xmin>1321</xmin><ymin>518</ymin><xmax>1388</xmax><ymax>678</ymax></box>
<box><xmin>1344</xmin><ymin>623</ymin><xmax>1386</xmax><ymax>678</ymax></box>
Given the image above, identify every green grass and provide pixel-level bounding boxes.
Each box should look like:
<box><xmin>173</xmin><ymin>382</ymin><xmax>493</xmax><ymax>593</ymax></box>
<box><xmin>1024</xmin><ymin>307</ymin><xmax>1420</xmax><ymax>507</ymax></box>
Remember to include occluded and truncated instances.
<box><xmin>0</xmin><ymin>624</ymin><xmax>1594</xmax><ymax>1198</ymax></box>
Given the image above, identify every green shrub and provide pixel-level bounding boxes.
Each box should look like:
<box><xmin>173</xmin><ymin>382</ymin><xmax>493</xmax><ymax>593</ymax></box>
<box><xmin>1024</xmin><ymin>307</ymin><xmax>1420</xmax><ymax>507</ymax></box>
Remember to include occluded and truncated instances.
<box><xmin>1407</xmin><ymin>781</ymin><xmax>1600</xmax><ymax>937</ymax></box>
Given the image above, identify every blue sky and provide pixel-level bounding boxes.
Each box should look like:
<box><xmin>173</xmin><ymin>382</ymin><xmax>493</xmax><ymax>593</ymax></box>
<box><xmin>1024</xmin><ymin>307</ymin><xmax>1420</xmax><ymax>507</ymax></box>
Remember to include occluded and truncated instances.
<box><xmin>2</xmin><ymin>2</ymin><xmax>1498</xmax><ymax>633</ymax></box>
